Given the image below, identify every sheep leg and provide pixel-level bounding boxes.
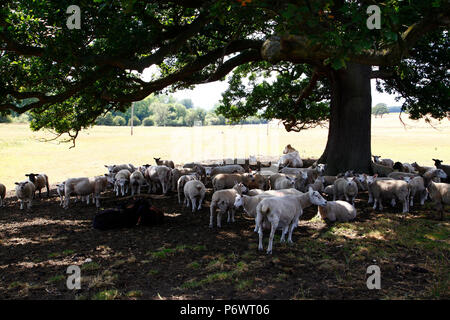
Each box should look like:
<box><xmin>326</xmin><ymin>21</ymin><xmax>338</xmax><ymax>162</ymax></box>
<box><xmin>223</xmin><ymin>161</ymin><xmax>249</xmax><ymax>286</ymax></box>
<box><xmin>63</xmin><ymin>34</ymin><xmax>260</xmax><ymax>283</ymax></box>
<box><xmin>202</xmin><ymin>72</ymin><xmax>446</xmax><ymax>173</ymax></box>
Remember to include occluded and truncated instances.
<box><xmin>209</xmin><ymin>204</ymin><xmax>215</xmax><ymax>228</ymax></box>
<box><xmin>287</xmin><ymin>215</ymin><xmax>300</xmax><ymax>244</ymax></box>
<box><xmin>280</xmin><ymin>226</ymin><xmax>288</xmax><ymax>243</ymax></box>
<box><xmin>420</xmin><ymin>190</ymin><xmax>427</xmax><ymax>205</ymax></box>
<box><xmin>258</xmin><ymin>226</ymin><xmax>264</xmax><ymax>251</ymax></box>
<box><xmin>231</xmin><ymin>208</ymin><xmax>236</xmax><ymax>223</ymax></box>
<box><xmin>378</xmin><ymin>199</ymin><xmax>383</xmax><ymax>211</ymax></box>
<box><xmin>410</xmin><ymin>193</ymin><xmax>414</xmax><ymax>207</ymax></box>
<box><xmin>197</xmin><ymin>195</ymin><xmax>204</xmax><ymax>211</ymax></box>
<box><xmin>27</xmin><ymin>200</ymin><xmax>32</xmax><ymax>209</ymax></box>
<box><xmin>19</xmin><ymin>200</ymin><xmax>24</xmax><ymax>210</ymax></box>
<box><xmin>191</xmin><ymin>197</ymin><xmax>197</xmax><ymax>213</ymax></box>
<box><xmin>368</xmin><ymin>192</ymin><xmax>373</xmax><ymax>204</ymax></box>
<box><xmin>402</xmin><ymin>197</ymin><xmax>409</xmax><ymax>213</ymax></box>
<box><xmin>217</xmin><ymin>210</ymin><xmax>223</xmax><ymax>228</ymax></box>
<box><xmin>254</xmin><ymin>212</ymin><xmax>262</xmax><ymax>233</ymax></box>
<box><xmin>267</xmin><ymin>220</ymin><xmax>279</xmax><ymax>255</ymax></box>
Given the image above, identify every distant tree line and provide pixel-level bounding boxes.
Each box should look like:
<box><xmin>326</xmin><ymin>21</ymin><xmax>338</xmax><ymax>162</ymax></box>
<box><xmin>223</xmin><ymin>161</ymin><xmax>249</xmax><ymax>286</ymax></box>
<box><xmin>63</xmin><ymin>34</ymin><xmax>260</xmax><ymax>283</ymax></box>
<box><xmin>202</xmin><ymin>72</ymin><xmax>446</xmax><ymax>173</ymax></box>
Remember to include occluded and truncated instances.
<box><xmin>0</xmin><ymin>94</ymin><xmax>267</xmax><ymax>127</ymax></box>
<box><xmin>95</xmin><ymin>94</ymin><xmax>268</xmax><ymax>127</ymax></box>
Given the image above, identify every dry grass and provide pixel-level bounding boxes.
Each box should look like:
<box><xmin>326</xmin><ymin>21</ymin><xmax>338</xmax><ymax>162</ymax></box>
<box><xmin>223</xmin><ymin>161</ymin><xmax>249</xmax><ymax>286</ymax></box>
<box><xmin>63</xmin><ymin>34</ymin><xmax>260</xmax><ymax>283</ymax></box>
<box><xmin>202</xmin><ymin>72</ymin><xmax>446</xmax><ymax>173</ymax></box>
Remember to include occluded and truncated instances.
<box><xmin>0</xmin><ymin>113</ymin><xmax>449</xmax><ymax>190</ymax></box>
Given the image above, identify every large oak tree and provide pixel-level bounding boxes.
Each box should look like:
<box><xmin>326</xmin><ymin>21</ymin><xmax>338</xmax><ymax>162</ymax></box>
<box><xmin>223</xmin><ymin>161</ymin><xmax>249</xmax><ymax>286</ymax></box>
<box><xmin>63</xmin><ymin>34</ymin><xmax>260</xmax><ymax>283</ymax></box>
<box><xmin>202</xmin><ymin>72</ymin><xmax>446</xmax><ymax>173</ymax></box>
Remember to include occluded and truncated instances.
<box><xmin>0</xmin><ymin>0</ymin><xmax>448</xmax><ymax>173</ymax></box>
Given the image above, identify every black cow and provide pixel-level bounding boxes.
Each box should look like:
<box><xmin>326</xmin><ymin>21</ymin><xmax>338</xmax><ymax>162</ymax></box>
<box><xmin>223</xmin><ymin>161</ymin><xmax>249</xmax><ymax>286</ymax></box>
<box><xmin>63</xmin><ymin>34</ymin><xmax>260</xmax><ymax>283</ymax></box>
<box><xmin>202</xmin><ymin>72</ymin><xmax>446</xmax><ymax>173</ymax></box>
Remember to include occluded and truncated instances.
<box><xmin>93</xmin><ymin>199</ymin><xmax>164</xmax><ymax>230</ymax></box>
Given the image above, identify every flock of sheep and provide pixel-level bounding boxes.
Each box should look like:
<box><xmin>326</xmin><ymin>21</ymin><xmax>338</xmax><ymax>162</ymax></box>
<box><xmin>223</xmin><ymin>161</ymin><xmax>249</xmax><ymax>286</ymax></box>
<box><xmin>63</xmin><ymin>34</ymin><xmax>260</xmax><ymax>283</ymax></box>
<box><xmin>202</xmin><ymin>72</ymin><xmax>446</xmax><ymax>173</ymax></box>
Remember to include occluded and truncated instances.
<box><xmin>1</xmin><ymin>145</ymin><xmax>449</xmax><ymax>254</ymax></box>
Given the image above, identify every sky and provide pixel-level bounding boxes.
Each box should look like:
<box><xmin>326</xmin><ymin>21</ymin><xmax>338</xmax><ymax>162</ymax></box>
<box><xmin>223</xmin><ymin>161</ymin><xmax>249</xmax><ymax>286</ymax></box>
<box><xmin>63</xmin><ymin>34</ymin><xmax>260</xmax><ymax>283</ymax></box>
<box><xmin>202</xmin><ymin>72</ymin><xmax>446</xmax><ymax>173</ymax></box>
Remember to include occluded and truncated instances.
<box><xmin>141</xmin><ymin>67</ymin><xmax>405</xmax><ymax>110</ymax></box>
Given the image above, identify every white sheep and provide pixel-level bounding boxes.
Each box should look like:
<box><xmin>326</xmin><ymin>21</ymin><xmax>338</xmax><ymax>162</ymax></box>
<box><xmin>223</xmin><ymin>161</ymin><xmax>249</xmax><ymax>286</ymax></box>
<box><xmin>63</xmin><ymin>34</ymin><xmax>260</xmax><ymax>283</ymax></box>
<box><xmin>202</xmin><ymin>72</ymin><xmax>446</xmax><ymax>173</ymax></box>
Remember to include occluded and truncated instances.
<box><xmin>171</xmin><ymin>168</ymin><xmax>195</xmax><ymax>191</ymax></box>
<box><xmin>427</xmin><ymin>181</ymin><xmax>449</xmax><ymax>220</ymax></box>
<box><xmin>333</xmin><ymin>177</ymin><xmax>358</xmax><ymax>205</ymax></box>
<box><xmin>145</xmin><ymin>165</ymin><xmax>172</xmax><ymax>194</ymax></box>
<box><xmin>56</xmin><ymin>182</ymin><xmax>65</xmax><ymax>206</ymax></box>
<box><xmin>234</xmin><ymin>188</ymin><xmax>302</xmax><ymax>219</ymax></box>
<box><xmin>209</xmin><ymin>183</ymin><xmax>248</xmax><ymax>228</ymax></box>
<box><xmin>269</xmin><ymin>173</ymin><xmax>295</xmax><ymax>190</ymax></box>
<box><xmin>114</xmin><ymin>169</ymin><xmax>131</xmax><ymax>196</ymax></box>
<box><xmin>371</xmin><ymin>178</ymin><xmax>410</xmax><ymax>213</ymax></box>
<box><xmin>177</xmin><ymin>174</ymin><xmax>199</xmax><ymax>204</ymax></box>
<box><xmin>306</xmin><ymin>176</ymin><xmax>325</xmax><ymax>192</ymax></box>
<box><xmin>104</xmin><ymin>164</ymin><xmax>135</xmax><ymax>175</ymax></box>
<box><xmin>183</xmin><ymin>180</ymin><xmax>206</xmax><ymax>212</ymax></box>
<box><xmin>278</xmin><ymin>150</ymin><xmax>303</xmax><ymax>168</ymax></box>
<box><xmin>25</xmin><ymin>173</ymin><xmax>49</xmax><ymax>198</ymax></box>
<box><xmin>63</xmin><ymin>176</ymin><xmax>107</xmax><ymax>209</ymax></box>
<box><xmin>14</xmin><ymin>181</ymin><xmax>36</xmax><ymax>210</ymax></box>
<box><xmin>0</xmin><ymin>183</ymin><xmax>5</xmax><ymax>207</ymax></box>
<box><xmin>403</xmin><ymin>176</ymin><xmax>428</xmax><ymax>207</ymax></box>
<box><xmin>317</xmin><ymin>200</ymin><xmax>357</xmax><ymax>222</ymax></box>
<box><xmin>130</xmin><ymin>170</ymin><xmax>146</xmax><ymax>196</ymax></box>
<box><xmin>255</xmin><ymin>187</ymin><xmax>327</xmax><ymax>254</ymax></box>
<box><xmin>372</xmin><ymin>155</ymin><xmax>394</xmax><ymax>168</ymax></box>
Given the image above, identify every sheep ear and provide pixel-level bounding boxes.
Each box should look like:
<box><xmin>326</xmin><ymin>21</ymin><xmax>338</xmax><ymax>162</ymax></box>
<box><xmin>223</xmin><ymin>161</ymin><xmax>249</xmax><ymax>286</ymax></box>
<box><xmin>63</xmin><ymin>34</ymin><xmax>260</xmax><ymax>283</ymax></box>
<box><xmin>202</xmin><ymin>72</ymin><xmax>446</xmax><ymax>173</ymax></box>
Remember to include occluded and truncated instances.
<box><xmin>308</xmin><ymin>186</ymin><xmax>313</xmax><ymax>193</ymax></box>
<box><xmin>373</xmin><ymin>174</ymin><xmax>378</xmax><ymax>178</ymax></box>
<box><xmin>25</xmin><ymin>174</ymin><xmax>30</xmax><ymax>176</ymax></box>
<box><xmin>15</xmin><ymin>182</ymin><xmax>19</xmax><ymax>185</ymax></box>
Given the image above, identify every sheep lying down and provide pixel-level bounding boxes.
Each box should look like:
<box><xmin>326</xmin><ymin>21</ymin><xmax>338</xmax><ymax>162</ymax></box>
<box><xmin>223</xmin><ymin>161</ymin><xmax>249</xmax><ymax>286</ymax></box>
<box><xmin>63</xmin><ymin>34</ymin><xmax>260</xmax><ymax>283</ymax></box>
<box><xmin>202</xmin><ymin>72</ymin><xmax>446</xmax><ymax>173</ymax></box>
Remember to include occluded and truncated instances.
<box><xmin>317</xmin><ymin>201</ymin><xmax>357</xmax><ymax>222</ymax></box>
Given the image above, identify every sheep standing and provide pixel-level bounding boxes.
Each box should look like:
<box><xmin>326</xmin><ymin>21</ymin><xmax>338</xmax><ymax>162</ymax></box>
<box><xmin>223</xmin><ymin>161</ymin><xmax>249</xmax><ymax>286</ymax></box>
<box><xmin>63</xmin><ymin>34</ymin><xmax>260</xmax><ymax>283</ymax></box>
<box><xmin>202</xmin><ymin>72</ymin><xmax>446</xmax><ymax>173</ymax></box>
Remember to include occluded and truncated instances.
<box><xmin>63</xmin><ymin>177</ymin><xmax>92</xmax><ymax>209</ymax></box>
<box><xmin>56</xmin><ymin>183</ymin><xmax>65</xmax><ymax>206</ymax></box>
<box><xmin>177</xmin><ymin>174</ymin><xmax>199</xmax><ymax>204</ymax></box>
<box><xmin>209</xmin><ymin>183</ymin><xmax>248</xmax><ymax>228</ymax></box>
<box><xmin>114</xmin><ymin>169</ymin><xmax>131</xmax><ymax>196</ymax></box>
<box><xmin>0</xmin><ymin>183</ymin><xmax>5</xmax><ymax>207</ymax></box>
<box><xmin>371</xmin><ymin>178</ymin><xmax>410</xmax><ymax>213</ymax></box>
<box><xmin>403</xmin><ymin>176</ymin><xmax>428</xmax><ymax>207</ymax></box>
<box><xmin>170</xmin><ymin>168</ymin><xmax>184</xmax><ymax>192</ymax></box>
<box><xmin>25</xmin><ymin>173</ymin><xmax>49</xmax><ymax>198</ymax></box>
<box><xmin>15</xmin><ymin>181</ymin><xmax>36</xmax><ymax>210</ymax></box>
<box><xmin>317</xmin><ymin>201</ymin><xmax>357</xmax><ymax>222</ymax></box>
<box><xmin>130</xmin><ymin>170</ymin><xmax>146</xmax><ymax>196</ymax></box>
<box><xmin>183</xmin><ymin>180</ymin><xmax>206</xmax><ymax>212</ymax></box>
<box><xmin>255</xmin><ymin>187</ymin><xmax>327</xmax><ymax>254</ymax></box>
<box><xmin>333</xmin><ymin>177</ymin><xmax>358</xmax><ymax>205</ymax></box>
<box><xmin>145</xmin><ymin>165</ymin><xmax>172</xmax><ymax>194</ymax></box>
<box><xmin>427</xmin><ymin>181</ymin><xmax>450</xmax><ymax>220</ymax></box>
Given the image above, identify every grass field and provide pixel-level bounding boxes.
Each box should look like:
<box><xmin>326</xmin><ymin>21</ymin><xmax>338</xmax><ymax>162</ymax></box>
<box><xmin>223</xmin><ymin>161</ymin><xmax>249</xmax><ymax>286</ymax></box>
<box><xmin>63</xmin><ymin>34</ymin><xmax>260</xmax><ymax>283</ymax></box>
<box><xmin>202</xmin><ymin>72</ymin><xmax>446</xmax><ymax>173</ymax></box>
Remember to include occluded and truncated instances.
<box><xmin>0</xmin><ymin>113</ymin><xmax>449</xmax><ymax>190</ymax></box>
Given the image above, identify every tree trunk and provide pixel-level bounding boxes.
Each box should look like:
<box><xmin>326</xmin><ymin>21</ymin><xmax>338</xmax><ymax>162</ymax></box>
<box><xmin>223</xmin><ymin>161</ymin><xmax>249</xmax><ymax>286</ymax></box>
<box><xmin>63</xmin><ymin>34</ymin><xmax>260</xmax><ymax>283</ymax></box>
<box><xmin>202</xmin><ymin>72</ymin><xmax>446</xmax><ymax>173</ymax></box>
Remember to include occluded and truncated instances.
<box><xmin>318</xmin><ymin>63</ymin><xmax>372</xmax><ymax>175</ymax></box>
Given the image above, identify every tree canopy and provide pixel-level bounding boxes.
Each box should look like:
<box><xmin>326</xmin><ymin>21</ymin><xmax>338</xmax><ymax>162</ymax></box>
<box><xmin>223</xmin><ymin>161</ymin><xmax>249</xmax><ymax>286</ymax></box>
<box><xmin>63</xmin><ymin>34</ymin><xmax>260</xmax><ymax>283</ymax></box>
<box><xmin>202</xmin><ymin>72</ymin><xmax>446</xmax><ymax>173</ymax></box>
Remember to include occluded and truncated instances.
<box><xmin>0</xmin><ymin>0</ymin><xmax>448</xmax><ymax>144</ymax></box>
